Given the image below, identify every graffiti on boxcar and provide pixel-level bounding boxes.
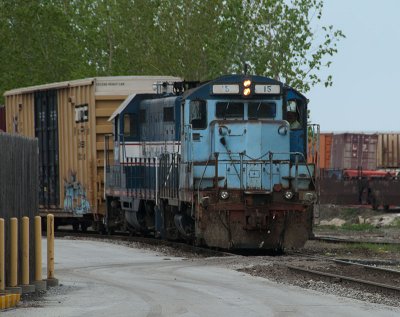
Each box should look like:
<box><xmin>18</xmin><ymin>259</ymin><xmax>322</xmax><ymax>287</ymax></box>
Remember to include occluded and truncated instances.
<box><xmin>63</xmin><ymin>172</ymin><xmax>90</xmax><ymax>214</ymax></box>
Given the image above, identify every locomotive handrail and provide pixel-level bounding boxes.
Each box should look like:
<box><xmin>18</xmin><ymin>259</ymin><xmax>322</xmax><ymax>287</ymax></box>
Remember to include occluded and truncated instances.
<box><xmin>244</xmin><ymin>151</ymin><xmax>316</xmax><ymax>190</ymax></box>
<box><xmin>196</xmin><ymin>150</ymin><xmax>316</xmax><ymax>191</ymax></box>
<box><xmin>197</xmin><ymin>156</ymin><xmax>211</xmax><ymax>206</ymax></box>
<box><xmin>155</xmin><ymin>156</ymin><xmax>158</xmax><ymax>206</ymax></box>
<box><xmin>118</xmin><ymin>133</ymin><xmax>127</xmax><ymax>164</ymax></box>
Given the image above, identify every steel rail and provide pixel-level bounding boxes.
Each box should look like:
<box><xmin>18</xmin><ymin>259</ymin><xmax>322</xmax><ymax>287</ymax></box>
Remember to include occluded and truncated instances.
<box><xmin>333</xmin><ymin>259</ymin><xmax>400</xmax><ymax>275</ymax></box>
<box><xmin>286</xmin><ymin>264</ymin><xmax>400</xmax><ymax>294</ymax></box>
<box><xmin>312</xmin><ymin>235</ymin><xmax>400</xmax><ymax>246</ymax></box>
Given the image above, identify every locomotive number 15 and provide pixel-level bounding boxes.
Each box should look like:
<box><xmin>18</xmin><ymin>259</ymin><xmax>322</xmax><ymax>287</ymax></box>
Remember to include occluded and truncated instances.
<box><xmin>254</xmin><ymin>84</ymin><xmax>281</xmax><ymax>94</ymax></box>
<box><xmin>212</xmin><ymin>84</ymin><xmax>240</xmax><ymax>94</ymax></box>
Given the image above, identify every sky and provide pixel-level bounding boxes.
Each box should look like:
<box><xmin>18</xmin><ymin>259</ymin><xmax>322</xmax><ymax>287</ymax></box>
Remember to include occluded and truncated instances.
<box><xmin>308</xmin><ymin>0</ymin><xmax>400</xmax><ymax>132</ymax></box>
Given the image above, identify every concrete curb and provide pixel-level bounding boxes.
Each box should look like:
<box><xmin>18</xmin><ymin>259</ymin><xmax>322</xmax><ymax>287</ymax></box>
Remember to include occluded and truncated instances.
<box><xmin>0</xmin><ymin>293</ymin><xmax>21</xmax><ymax>310</ymax></box>
<box><xmin>45</xmin><ymin>278</ymin><xmax>59</xmax><ymax>288</ymax></box>
<box><xmin>34</xmin><ymin>280</ymin><xmax>47</xmax><ymax>292</ymax></box>
<box><xmin>21</xmin><ymin>284</ymin><xmax>36</xmax><ymax>294</ymax></box>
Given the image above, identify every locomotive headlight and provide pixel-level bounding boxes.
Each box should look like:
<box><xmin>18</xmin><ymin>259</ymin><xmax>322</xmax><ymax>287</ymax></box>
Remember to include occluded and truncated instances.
<box><xmin>220</xmin><ymin>191</ymin><xmax>230</xmax><ymax>200</ymax></box>
<box><xmin>243</xmin><ymin>79</ymin><xmax>251</xmax><ymax>87</ymax></box>
<box><xmin>243</xmin><ymin>79</ymin><xmax>252</xmax><ymax>96</ymax></box>
<box><xmin>284</xmin><ymin>190</ymin><xmax>294</xmax><ymax>200</ymax></box>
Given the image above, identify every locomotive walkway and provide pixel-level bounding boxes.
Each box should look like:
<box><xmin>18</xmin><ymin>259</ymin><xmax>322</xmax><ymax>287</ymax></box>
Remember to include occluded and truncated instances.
<box><xmin>2</xmin><ymin>239</ymin><xmax>399</xmax><ymax>317</ymax></box>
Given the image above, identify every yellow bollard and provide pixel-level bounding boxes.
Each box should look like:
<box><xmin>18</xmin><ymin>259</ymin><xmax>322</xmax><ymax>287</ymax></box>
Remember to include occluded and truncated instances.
<box><xmin>22</xmin><ymin>217</ymin><xmax>29</xmax><ymax>285</ymax></box>
<box><xmin>47</xmin><ymin>214</ymin><xmax>54</xmax><ymax>280</ymax></box>
<box><xmin>5</xmin><ymin>218</ymin><xmax>21</xmax><ymax>294</ymax></box>
<box><xmin>10</xmin><ymin>218</ymin><xmax>18</xmax><ymax>287</ymax></box>
<box><xmin>34</xmin><ymin>216</ymin><xmax>42</xmax><ymax>281</ymax></box>
<box><xmin>0</xmin><ymin>295</ymin><xmax>5</xmax><ymax>309</ymax></box>
<box><xmin>33</xmin><ymin>216</ymin><xmax>47</xmax><ymax>291</ymax></box>
<box><xmin>0</xmin><ymin>218</ymin><xmax>4</xmax><ymax>292</ymax></box>
<box><xmin>20</xmin><ymin>217</ymin><xmax>35</xmax><ymax>294</ymax></box>
<box><xmin>46</xmin><ymin>214</ymin><xmax>58</xmax><ymax>287</ymax></box>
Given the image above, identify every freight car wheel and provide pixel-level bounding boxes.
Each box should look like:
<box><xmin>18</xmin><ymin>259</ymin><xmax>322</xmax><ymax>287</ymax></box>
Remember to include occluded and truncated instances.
<box><xmin>97</xmin><ymin>223</ymin><xmax>106</xmax><ymax>235</ymax></box>
<box><xmin>72</xmin><ymin>220</ymin><xmax>80</xmax><ymax>232</ymax></box>
<box><xmin>80</xmin><ymin>223</ymin><xmax>88</xmax><ymax>232</ymax></box>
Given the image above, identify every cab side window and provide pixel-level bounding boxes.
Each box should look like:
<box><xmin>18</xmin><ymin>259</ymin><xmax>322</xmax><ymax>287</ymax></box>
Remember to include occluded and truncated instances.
<box><xmin>190</xmin><ymin>100</ymin><xmax>207</xmax><ymax>129</ymax></box>
<box><xmin>124</xmin><ymin>113</ymin><xmax>138</xmax><ymax>137</ymax></box>
<box><xmin>286</xmin><ymin>100</ymin><xmax>302</xmax><ymax>129</ymax></box>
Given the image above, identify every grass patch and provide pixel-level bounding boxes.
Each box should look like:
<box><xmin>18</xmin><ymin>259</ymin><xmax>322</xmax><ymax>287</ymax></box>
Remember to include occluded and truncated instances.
<box><xmin>389</xmin><ymin>218</ymin><xmax>400</xmax><ymax>229</ymax></box>
<box><xmin>340</xmin><ymin>223</ymin><xmax>377</xmax><ymax>232</ymax></box>
<box><xmin>315</xmin><ymin>223</ymin><xmax>380</xmax><ymax>233</ymax></box>
<box><xmin>314</xmin><ymin>225</ymin><xmax>339</xmax><ymax>231</ymax></box>
<box><xmin>339</xmin><ymin>208</ymin><xmax>360</xmax><ymax>220</ymax></box>
<box><xmin>346</xmin><ymin>242</ymin><xmax>400</xmax><ymax>254</ymax></box>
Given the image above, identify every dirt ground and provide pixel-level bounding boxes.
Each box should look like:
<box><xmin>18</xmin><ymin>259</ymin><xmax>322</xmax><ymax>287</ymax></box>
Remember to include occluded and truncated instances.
<box><xmin>314</xmin><ymin>204</ymin><xmax>400</xmax><ymax>244</ymax></box>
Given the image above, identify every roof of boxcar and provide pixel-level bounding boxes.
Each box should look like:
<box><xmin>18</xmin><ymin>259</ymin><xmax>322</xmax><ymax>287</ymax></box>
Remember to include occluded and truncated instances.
<box><xmin>4</xmin><ymin>76</ymin><xmax>182</xmax><ymax>96</ymax></box>
<box><xmin>4</xmin><ymin>78</ymin><xmax>95</xmax><ymax>96</ymax></box>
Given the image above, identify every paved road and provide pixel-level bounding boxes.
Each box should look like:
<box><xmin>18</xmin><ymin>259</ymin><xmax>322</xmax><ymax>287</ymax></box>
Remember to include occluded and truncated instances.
<box><xmin>3</xmin><ymin>239</ymin><xmax>399</xmax><ymax>317</ymax></box>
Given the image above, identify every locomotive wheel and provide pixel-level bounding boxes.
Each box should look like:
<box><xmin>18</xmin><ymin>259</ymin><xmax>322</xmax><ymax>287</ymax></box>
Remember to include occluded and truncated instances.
<box><xmin>106</xmin><ymin>225</ymin><xmax>115</xmax><ymax>235</ymax></box>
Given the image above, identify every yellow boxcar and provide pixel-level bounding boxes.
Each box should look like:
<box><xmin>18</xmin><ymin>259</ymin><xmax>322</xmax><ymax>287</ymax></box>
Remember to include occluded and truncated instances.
<box><xmin>4</xmin><ymin>76</ymin><xmax>181</xmax><ymax>231</ymax></box>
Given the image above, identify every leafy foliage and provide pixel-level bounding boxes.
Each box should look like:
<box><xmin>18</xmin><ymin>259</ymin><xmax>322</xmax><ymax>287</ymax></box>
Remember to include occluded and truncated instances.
<box><xmin>0</xmin><ymin>0</ymin><xmax>344</xmax><ymax>102</ymax></box>
<box><xmin>0</xmin><ymin>0</ymin><xmax>85</xmax><ymax>93</ymax></box>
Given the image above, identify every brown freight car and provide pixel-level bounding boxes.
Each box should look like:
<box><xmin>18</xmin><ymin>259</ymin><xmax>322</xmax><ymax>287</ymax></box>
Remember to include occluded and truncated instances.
<box><xmin>4</xmin><ymin>76</ymin><xmax>181</xmax><ymax>231</ymax></box>
<box><xmin>330</xmin><ymin>133</ymin><xmax>378</xmax><ymax>170</ymax></box>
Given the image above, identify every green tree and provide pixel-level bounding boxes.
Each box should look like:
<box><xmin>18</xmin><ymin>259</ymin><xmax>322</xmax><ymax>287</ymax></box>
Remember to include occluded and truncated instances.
<box><xmin>227</xmin><ymin>0</ymin><xmax>345</xmax><ymax>92</ymax></box>
<box><xmin>151</xmin><ymin>0</ymin><xmax>237</xmax><ymax>80</ymax></box>
<box><xmin>0</xmin><ymin>0</ymin><xmax>344</xmax><ymax>101</ymax></box>
<box><xmin>0</xmin><ymin>0</ymin><xmax>86</xmax><ymax>95</ymax></box>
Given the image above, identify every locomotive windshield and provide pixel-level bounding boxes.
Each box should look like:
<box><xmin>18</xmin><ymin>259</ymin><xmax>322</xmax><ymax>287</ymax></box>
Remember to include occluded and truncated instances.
<box><xmin>216</xmin><ymin>102</ymin><xmax>244</xmax><ymax>119</ymax></box>
<box><xmin>215</xmin><ymin>101</ymin><xmax>276</xmax><ymax>120</ymax></box>
<box><xmin>248</xmin><ymin>102</ymin><xmax>276</xmax><ymax>119</ymax></box>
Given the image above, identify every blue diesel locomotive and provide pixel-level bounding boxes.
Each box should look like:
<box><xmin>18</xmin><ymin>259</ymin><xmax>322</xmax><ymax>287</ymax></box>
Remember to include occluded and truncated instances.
<box><xmin>104</xmin><ymin>74</ymin><xmax>317</xmax><ymax>250</ymax></box>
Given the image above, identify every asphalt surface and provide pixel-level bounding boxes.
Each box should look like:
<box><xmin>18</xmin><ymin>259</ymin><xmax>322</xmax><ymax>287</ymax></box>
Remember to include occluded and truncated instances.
<box><xmin>3</xmin><ymin>239</ymin><xmax>399</xmax><ymax>317</ymax></box>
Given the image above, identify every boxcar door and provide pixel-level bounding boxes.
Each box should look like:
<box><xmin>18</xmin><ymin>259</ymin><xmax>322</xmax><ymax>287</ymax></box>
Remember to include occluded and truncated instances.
<box><xmin>34</xmin><ymin>90</ymin><xmax>59</xmax><ymax>208</ymax></box>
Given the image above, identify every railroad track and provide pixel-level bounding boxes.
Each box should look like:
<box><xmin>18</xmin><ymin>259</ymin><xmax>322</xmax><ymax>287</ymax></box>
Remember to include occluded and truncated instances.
<box><xmin>312</xmin><ymin>235</ymin><xmax>400</xmax><ymax>246</ymax></box>
<box><xmin>54</xmin><ymin>230</ymin><xmax>233</xmax><ymax>258</ymax></box>
<box><xmin>285</xmin><ymin>257</ymin><xmax>400</xmax><ymax>295</ymax></box>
